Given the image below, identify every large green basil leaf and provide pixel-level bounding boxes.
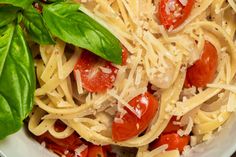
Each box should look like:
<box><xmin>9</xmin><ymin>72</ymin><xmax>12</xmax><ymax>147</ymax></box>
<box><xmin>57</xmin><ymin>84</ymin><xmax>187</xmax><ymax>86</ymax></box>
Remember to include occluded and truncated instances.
<box><xmin>0</xmin><ymin>5</ymin><xmax>19</xmax><ymax>27</ymax></box>
<box><xmin>22</xmin><ymin>6</ymin><xmax>55</xmax><ymax>44</ymax></box>
<box><xmin>42</xmin><ymin>2</ymin><xmax>122</xmax><ymax>64</ymax></box>
<box><xmin>0</xmin><ymin>24</ymin><xmax>35</xmax><ymax>139</ymax></box>
<box><xmin>0</xmin><ymin>0</ymin><xmax>33</xmax><ymax>8</ymax></box>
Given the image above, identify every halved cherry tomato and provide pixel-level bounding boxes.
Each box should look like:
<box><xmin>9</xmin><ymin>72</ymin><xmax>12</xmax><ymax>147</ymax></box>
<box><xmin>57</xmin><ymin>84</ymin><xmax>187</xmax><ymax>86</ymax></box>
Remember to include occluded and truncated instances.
<box><xmin>35</xmin><ymin>120</ymin><xmax>88</xmax><ymax>157</ymax></box>
<box><xmin>163</xmin><ymin>116</ymin><xmax>181</xmax><ymax>134</ymax></box>
<box><xmin>185</xmin><ymin>41</ymin><xmax>218</xmax><ymax>88</ymax></box>
<box><xmin>158</xmin><ymin>0</ymin><xmax>195</xmax><ymax>29</ymax></box>
<box><xmin>74</xmin><ymin>50</ymin><xmax>118</xmax><ymax>92</ymax></box>
<box><xmin>112</xmin><ymin>92</ymin><xmax>159</xmax><ymax>141</ymax></box>
<box><xmin>150</xmin><ymin>133</ymin><xmax>190</xmax><ymax>153</ymax></box>
<box><xmin>88</xmin><ymin>145</ymin><xmax>107</xmax><ymax>157</ymax></box>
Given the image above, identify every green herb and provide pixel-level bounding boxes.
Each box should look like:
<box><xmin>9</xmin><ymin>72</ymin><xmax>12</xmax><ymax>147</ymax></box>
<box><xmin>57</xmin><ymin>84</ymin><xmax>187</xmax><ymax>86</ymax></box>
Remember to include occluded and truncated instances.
<box><xmin>0</xmin><ymin>24</ymin><xmax>35</xmax><ymax>139</ymax></box>
<box><xmin>43</xmin><ymin>2</ymin><xmax>122</xmax><ymax>64</ymax></box>
<box><xmin>0</xmin><ymin>0</ymin><xmax>33</xmax><ymax>8</ymax></box>
<box><xmin>22</xmin><ymin>6</ymin><xmax>55</xmax><ymax>44</ymax></box>
<box><xmin>0</xmin><ymin>5</ymin><xmax>19</xmax><ymax>27</ymax></box>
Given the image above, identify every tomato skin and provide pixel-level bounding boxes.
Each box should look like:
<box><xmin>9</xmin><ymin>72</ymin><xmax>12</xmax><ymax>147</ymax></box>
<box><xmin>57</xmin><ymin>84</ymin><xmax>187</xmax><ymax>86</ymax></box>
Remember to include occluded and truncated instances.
<box><xmin>150</xmin><ymin>133</ymin><xmax>190</xmax><ymax>153</ymax></box>
<box><xmin>79</xmin><ymin>148</ymin><xmax>89</xmax><ymax>157</ymax></box>
<box><xmin>149</xmin><ymin>117</ymin><xmax>184</xmax><ymax>152</ymax></box>
<box><xmin>36</xmin><ymin>132</ymin><xmax>88</xmax><ymax>157</ymax></box>
<box><xmin>112</xmin><ymin>92</ymin><xmax>159</xmax><ymax>141</ymax></box>
<box><xmin>185</xmin><ymin>41</ymin><xmax>218</xmax><ymax>88</ymax></box>
<box><xmin>74</xmin><ymin>50</ymin><xmax>118</xmax><ymax>92</ymax></box>
<box><xmin>74</xmin><ymin>46</ymin><xmax>128</xmax><ymax>93</ymax></box>
<box><xmin>163</xmin><ymin>116</ymin><xmax>181</xmax><ymax>134</ymax></box>
<box><xmin>158</xmin><ymin>0</ymin><xmax>195</xmax><ymax>29</ymax></box>
<box><xmin>87</xmin><ymin>145</ymin><xmax>107</xmax><ymax>157</ymax></box>
<box><xmin>35</xmin><ymin>120</ymin><xmax>88</xmax><ymax>157</ymax></box>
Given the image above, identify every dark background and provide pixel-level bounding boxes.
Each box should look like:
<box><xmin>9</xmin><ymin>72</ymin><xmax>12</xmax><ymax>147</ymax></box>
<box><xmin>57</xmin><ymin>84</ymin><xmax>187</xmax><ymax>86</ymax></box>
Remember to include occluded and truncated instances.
<box><xmin>232</xmin><ymin>152</ymin><xmax>236</xmax><ymax>157</ymax></box>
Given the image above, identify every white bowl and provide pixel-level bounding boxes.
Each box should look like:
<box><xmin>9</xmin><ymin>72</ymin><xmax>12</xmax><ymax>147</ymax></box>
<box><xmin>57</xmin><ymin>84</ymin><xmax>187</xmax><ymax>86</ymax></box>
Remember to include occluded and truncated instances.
<box><xmin>0</xmin><ymin>113</ymin><xmax>236</xmax><ymax>157</ymax></box>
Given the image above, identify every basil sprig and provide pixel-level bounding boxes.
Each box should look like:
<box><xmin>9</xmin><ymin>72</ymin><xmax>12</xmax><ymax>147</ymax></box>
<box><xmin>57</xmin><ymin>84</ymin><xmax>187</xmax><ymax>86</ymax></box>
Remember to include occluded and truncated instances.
<box><xmin>0</xmin><ymin>0</ymin><xmax>122</xmax><ymax>139</ymax></box>
<box><xmin>42</xmin><ymin>2</ymin><xmax>122</xmax><ymax>64</ymax></box>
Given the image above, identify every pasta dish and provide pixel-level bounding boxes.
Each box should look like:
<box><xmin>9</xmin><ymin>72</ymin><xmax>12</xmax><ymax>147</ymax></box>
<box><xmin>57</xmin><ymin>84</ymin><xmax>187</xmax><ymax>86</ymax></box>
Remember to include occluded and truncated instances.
<box><xmin>24</xmin><ymin>0</ymin><xmax>236</xmax><ymax>156</ymax></box>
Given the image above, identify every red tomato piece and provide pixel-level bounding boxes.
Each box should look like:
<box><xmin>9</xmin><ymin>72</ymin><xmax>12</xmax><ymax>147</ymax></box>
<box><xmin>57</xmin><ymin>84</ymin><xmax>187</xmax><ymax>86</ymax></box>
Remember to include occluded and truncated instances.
<box><xmin>185</xmin><ymin>41</ymin><xmax>218</xmax><ymax>88</ymax></box>
<box><xmin>88</xmin><ymin>145</ymin><xmax>107</xmax><ymax>157</ymax></box>
<box><xmin>112</xmin><ymin>92</ymin><xmax>159</xmax><ymax>141</ymax></box>
<box><xmin>150</xmin><ymin>133</ymin><xmax>190</xmax><ymax>153</ymax></box>
<box><xmin>163</xmin><ymin>116</ymin><xmax>181</xmax><ymax>134</ymax></box>
<box><xmin>35</xmin><ymin>120</ymin><xmax>88</xmax><ymax>157</ymax></box>
<box><xmin>74</xmin><ymin>50</ymin><xmax>118</xmax><ymax>92</ymax></box>
<box><xmin>36</xmin><ymin>132</ymin><xmax>88</xmax><ymax>157</ymax></box>
<box><xmin>158</xmin><ymin>0</ymin><xmax>195</xmax><ymax>29</ymax></box>
<box><xmin>78</xmin><ymin>148</ymin><xmax>88</xmax><ymax>157</ymax></box>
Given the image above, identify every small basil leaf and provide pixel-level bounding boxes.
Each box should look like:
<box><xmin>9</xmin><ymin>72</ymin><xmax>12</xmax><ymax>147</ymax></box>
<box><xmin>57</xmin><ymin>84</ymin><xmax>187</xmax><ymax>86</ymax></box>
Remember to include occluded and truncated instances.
<box><xmin>0</xmin><ymin>24</ymin><xmax>35</xmax><ymax>139</ymax></box>
<box><xmin>0</xmin><ymin>5</ymin><xmax>19</xmax><ymax>27</ymax></box>
<box><xmin>43</xmin><ymin>2</ymin><xmax>122</xmax><ymax>64</ymax></box>
<box><xmin>0</xmin><ymin>0</ymin><xmax>34</xmax><ymax>8</ymax></box>
<box><xmin>22</xmin><ymin>6</ymin><xmax>55</xmax><ymax>44</ymax></box>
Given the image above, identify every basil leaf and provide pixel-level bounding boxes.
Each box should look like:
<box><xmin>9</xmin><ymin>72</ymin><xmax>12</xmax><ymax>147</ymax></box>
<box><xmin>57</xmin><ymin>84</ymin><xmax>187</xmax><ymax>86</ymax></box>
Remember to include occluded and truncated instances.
<box><xmin>0</xmin><ymin>24</ymin><xmax>35</xmax><ymax>139</ymax></box>
<box><xmin>22</xmin><ymin>6</ymin><xmax>55</xmax><ymax>44</ymax></box>
<box><xmin>0</xmin><ymin>0</ymin><xmax>34</xmax><ymax>8</ymax></box>
<box><xmin>43</xmin><ymin>2</ymin><xmax>122</xmax><ymax>64</ymax></box>
<box><xmin>0</xmin><ymin>5</ymin><xmax>19</xmax><ymax>27</ymax></box>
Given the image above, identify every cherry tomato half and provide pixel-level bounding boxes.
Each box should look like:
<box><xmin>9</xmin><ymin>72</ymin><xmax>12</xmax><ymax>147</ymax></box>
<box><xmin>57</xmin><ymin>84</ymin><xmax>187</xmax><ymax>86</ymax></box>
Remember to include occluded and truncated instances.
<box><xmin>112</xmin><ymin>92</ymin><xmax>159</xmax><ymax>141</ymax></box>
<box><xmin>87</xmin><ymin>145</ymin><xmax>107</xmax><ymax>157</ymax></box>
<box><xmin>158</xmin><ymin>0</ymin><xmax>195</xmax><ymax>29</ymax></box>
<box><xmin>150</xmin><ymin>133</ymin><xmax>190</xmax><ymax>153</ymax></box>
<box><xmin>74</xmin><ymin>50</ymin><xmax>118</xmax><ymax>93</ymax></box>
<box><xmin>185</xmin><ymin>41</ymin><xmax>218</xmax><ymax>88</ymax></box>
